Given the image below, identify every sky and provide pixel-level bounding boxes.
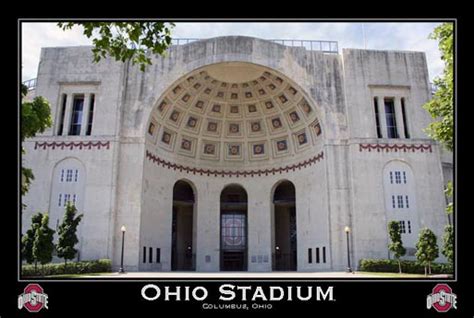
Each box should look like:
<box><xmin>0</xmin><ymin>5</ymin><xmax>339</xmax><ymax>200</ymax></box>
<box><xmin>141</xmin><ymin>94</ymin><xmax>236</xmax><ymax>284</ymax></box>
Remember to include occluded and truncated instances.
<box><xmin>21</xmin><ymin>22</ymin><xmax>444</xmax><ymax>82</ymax></box>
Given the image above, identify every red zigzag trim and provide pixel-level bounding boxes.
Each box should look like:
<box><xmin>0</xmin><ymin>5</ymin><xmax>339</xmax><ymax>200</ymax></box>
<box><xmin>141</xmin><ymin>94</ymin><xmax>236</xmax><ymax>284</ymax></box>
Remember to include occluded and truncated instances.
<box><xmin>359</xmin><ymin>143</ymin><xmax>432</xmax><ymax>153</ymax></box>
<box><xmin>146</xmin><ymin>150</ymin><xmax>324</xmax><ymax>178</ymax></box>
<box><xmin>34</xmin><ymin>141</ymin><xmax>110</xmax><ymax>150</ymax></box>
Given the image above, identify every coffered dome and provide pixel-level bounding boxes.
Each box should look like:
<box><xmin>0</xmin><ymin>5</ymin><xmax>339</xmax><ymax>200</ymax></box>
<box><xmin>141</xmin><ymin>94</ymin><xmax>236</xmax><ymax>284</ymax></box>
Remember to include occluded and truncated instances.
<box><xmin>146</xmin><ymin>63</ymin><xmax>323</xmax><ymax>168</ymax></box>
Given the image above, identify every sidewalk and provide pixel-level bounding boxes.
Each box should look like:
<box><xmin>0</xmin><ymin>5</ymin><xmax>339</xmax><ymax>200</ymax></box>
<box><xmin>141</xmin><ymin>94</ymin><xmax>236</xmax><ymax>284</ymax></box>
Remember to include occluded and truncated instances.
<box><xmin>80</xmin><ymin>271</ymin><xmax>445</xmax><ymax>279</ymax></box>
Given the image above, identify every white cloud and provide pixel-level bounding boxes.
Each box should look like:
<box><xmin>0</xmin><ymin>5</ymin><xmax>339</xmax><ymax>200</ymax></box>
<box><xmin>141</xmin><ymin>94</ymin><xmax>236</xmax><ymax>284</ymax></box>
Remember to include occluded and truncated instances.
<box><xmin>21</xmin><ymin>22</ymin><xmax>445</xmax><ymax>82</ymax></box>
<box><xmin>21</xmin><ymin>22</ymin><xmax>91</xmax><ymax>81</ymax></box>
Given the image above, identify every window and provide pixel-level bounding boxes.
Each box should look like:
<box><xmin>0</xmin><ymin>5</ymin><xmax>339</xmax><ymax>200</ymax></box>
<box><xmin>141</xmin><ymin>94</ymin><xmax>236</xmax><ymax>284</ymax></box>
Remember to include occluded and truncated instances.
<box><xmin>374</xmin><ymin>97</ymin><xmax>382</xmax><ymax>138</ymax></box>
<box><xmin>143</xmin><ymin>247</ymin><xmax>147</xmax><ymax>263</ymax></box>
<box><xmin>316</xmin><ymin>247</ymin><xmax>320</xmax><ymax>264</ymax></box>
<box><xmin>402</xmin><ymin>171</ymin><xmax>407</xmax><ymax>184</ymax></box>
<box><xmin>73</xmin><ymin>194</ymin><xmax>77</xmax><ymax>205</ymax></box>
<box><xmin>407</xmin><ymin>221</ymin><xmax>412</xmax><ymax>234</ymax></box>
<box><xmin>322</xmin><ymin>246</ymin><xmax>326</xmax><ymax>263</ymax></box>
<box><xmin>156</xmin><ymin>248</ymin><xmax>161</xmax><ymax>263</ymax></box>
<box><xmin>397</xmin><ymin>195</ymin><xmax>404</xmax><ymax>208</ymax></box>
<box><xmin>58</xmin><ymin>193</ymin><xmax>62</xmax><ymax>207</ymax></box>
<box><xmin>86</xmin><ymin>94</ymin><xmax>95</xmax><ymax>136</ymax></box>
<box><xmin>384</xmin><ymin>99</ymin><xmax>398</xmax><ymax>138</ymax></box>
<box><xmin>392</xmin><ymin>195</ymin><xmax>396</xmax><ymax>209</ymax></box>
<box><xmin>74</xmin><ymin>169</ymin><xmax>78</xmax><ymax>182</ymax></box>
<box><xmin>399</xmin><ymin>221</ymin><xmax>406</xmax><ymax>234</ymax></box>
<box><xmin>63</xmin><ymin>194</ymin><xmax>70</xmax><ymax>206</ymax></box>
<box><xmin>60</xmin><ymin>169</ymin><xmax>64</xmax><ymax>182</ymax></box>
<box><xmin>69</xmin><ymin>96</ymin><xmax>84</xmax><ymax>135</ymax></box>
<box><xmin>149</xmin><ymin>247</ymin><xmax>153</xmax><ymax>263</ymax></box>
<box><xmin>401</xmin><ymin>98</ymin><xmax>410</xmax><ymax>138</ymax></box>
<box><xmin>405</xmin><ymin>195</ymin><xmax>409</xmax><ymax>208</ymax></box>
<box><xmin>57</xmin><ymin>94</ymin><xmax>67</xmax><ymax>135</ymax></box>
<box><xmin>395</xmin><ymin>171</ymin><xmax>401</xmax><ymax>184</ymax></box>
<box><xmin>390</xmin><ymin>171</ymin><xmax>393</xmax><ymax>184</ymax></box>
<box><xmin>308</xmin><ymin>248</ymin><xmax>312</xmax><ymax>263</ymax></box>
<box><xmin>66</xmin><ymin>169</ymin><xmax>73</xmax><ymax>182</ymax></box>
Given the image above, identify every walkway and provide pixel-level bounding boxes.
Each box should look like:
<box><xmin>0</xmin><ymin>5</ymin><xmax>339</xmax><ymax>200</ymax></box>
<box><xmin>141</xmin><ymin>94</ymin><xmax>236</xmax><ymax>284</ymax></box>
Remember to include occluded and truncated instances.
<box><xmin>81</xmin><ymin>271</ymin><xmax>448</xmax><ymax>279</ymax></box>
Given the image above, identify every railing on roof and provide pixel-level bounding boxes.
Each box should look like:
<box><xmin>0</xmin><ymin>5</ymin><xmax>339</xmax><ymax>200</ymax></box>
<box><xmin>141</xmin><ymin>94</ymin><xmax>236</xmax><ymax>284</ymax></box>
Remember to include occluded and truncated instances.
<box><xmin>171</xmin><ymin>38</ymin><xmax>339</xmax><ymax>53</ymax></box>
<box><xmin>22</xmin><ymin>78</ymin><xmax>37</xmax><ymax>90</ymax></box>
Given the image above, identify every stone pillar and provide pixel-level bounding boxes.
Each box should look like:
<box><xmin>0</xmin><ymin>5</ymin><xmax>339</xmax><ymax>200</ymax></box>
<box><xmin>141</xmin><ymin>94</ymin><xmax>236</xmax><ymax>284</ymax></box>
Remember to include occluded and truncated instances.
<box><xmin>195</xmin><ymin>180</ymin><xmax>220</xmax><ymax>272</ymax></box>
<box><xmin>247</xmin><ymin>182</ymin><xmax>272</xmax><ymax>272</ymax></box>
<box><xmin>80</xmin><ymin>93</ymin><xmax>91</xmax><ymax>135</ymax></box>
<box><xmin>62</xmin><ymin>93</ymin><xmax>74</xmax><ymax>136</ymax></box>
<box><xmin>377</xmin><ymin>96</ymin><xmax>387</xmax><ymax>138</ymax></box>
<box><xmin>394</xmin><ymin>97</ymin><xmax>406</xmax><ymax>139</ymax></box>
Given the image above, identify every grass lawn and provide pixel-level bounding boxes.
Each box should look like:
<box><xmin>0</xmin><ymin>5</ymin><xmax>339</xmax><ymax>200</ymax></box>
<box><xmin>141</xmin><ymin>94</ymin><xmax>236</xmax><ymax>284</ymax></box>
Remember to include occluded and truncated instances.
<box><xmin>42</xmin><ymin>272</ymin><xmax>112</xmax><ymax>278</ymax></box>
<box><xmin>356</xmin><ymin>271</ymin><xmax>448</xmax><ymax>278</ymax></box>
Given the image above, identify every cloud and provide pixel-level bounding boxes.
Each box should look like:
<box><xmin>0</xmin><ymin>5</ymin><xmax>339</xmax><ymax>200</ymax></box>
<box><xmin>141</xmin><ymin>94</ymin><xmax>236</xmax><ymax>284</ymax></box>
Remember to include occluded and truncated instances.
<box><xmin>21</xmin><ymin>22</ymin><xmax>444</xmax><ymax>82</ymax></box>
<box><xmin>21</xmin><ymin>22</ymin><xmax>91</xmax><ymax>81</ymax></box>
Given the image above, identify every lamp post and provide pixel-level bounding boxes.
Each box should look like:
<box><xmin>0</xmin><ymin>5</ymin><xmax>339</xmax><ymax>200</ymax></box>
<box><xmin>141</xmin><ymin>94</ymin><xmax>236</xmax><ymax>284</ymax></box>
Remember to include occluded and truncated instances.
<box><xmin>119</xmin><ymin>225</ymin><xmax>126</xmax><ymax>274</ymax></box>
<box><xmin>344</xmin><ymin>226</ymin><xmax>352</xmax><ymax>273</ymax></box>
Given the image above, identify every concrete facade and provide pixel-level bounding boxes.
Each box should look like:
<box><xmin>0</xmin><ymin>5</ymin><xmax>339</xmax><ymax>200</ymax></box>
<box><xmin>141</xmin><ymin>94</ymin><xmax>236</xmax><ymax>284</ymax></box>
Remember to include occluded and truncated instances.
<box><xmin>22</xmin><ymin>36</ymin><xmax>452</xmax><ymax>272</ymax></box>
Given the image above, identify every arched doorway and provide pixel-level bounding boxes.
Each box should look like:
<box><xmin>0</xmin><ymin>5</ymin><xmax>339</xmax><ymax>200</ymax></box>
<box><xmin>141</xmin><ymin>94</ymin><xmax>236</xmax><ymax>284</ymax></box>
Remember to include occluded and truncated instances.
<box><xmin>220</xmin><ymin>185</ymin><xmax>248</xmax><ymax>271</ymax></box>
<box><xmin>272</xmin><ymin>181</ymin><xmax>297</xmax><ymax>271</ymax></box>
<box><xmin>171</xmin><ymin>180</ymin><xmax>195</xmax><ymax>271</ymax></box>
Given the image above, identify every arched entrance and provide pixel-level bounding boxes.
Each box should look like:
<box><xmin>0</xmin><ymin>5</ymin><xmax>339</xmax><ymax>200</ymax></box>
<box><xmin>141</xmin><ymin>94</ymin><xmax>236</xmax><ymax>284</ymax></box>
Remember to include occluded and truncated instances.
<box><xmin>220</xmin><ymin>185</ymin><xmax>248</xmax><ymax>271</ymax></box>
<box><xmin>171</xmin><ymin>180</ymin><xmax>196</xmax><ymax>271</ymax></box>
<box><xmin>272</xmin><ymin>181</ymin><xmax>297</xmax><ymax>271</ymax></box>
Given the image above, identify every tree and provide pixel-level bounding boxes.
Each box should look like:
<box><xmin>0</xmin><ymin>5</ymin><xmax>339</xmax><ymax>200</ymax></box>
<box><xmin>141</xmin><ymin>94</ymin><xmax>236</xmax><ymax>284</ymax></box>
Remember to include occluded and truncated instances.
<box><xmin>56</xmin><ymin>203</ymin><xmax>83</xmax><ymax>265</ymax></box>
<box><xmin>422</xmin><ymin>22</ymin><xmax>454</xmax><ymax>273</ymax></box>
<box><xmin>21</xmin><ymin>212</ymin><xmax>43</xmax><ymax>265</ymax></box>
<box><xmin>32</xmin><ymin>214</ymin><xmax>55</xmax><ymax>270</ymax></box>
<box><xmin>387</xmin><ymin>221</ymin><xmax>406</xmax><ymax>273</ymax></box>
<box><xmin>21</xmin><ymin>84</ymin><xmax>52</xmax><ymax>197</ymax></box>
<box><xmin>58</xmin><ymin>22</ymin><xmax>175</xmax><ymax>72</ymax></box>
<box><xmin>415</xmin><ymin>227</ymin><xmax>439</xmax><ymax>276</ymax></box>
<box><xmin>423</xmin><ymin>22</ymin><xmax>453</xmax><ymax>152</ymax></box>
<box><xmin>442</xmin><ymin>224</ymin><xmax>454</xmax><ymax>269</ymax></box>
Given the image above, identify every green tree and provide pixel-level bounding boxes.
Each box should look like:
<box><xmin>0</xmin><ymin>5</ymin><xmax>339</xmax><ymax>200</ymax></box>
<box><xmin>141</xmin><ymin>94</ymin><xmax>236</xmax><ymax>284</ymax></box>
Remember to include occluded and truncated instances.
<box><xmin>387</xmin><ymin>221</ymin><xmax>406</xmax><ymax>273</ymax></box>
<box><xmin>32</xmin><ymin>214</ymin><xmax>55</xmax><ymax>271</ymax></box>
<box><xmin>21</xmin><ymin>212</ymin><xmax>43</xmax><ymax>265</ymax></box>
<box><xmin>423</xmin><ymin>22</ymin><xmax>453</xmax><ymax>152</ymax></box>
<box><xmin>21</xmin><ymin>84</ymin><xmax>52</xmax><ymax>197</ymax></box>
<box><xmin>56</xmin><ymin>203</ymin><xmax>83</xmax><ymax>265</ymax></box>
<box><xmin>58</xmin><ymin>22</ymin><xmax>175</xmax><ymax>71</ymax></box>
<box><xmin>442</xmin><ymin>224</ymin><xmax>454</xmax><ymax>269</ymax></box>
<box><xmin>415</xmin><ymin>227</ymin><xmax>439</xmax><ymax>276</ymax></box>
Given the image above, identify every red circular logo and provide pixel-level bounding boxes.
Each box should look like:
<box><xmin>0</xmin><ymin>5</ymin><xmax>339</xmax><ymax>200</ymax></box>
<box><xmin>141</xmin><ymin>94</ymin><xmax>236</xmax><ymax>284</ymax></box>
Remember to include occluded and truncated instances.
<box><xmin>18</xmin><ymin>283</ymin><xmax>48</xmax><ymax>313</ymax></box>
<box><xmin>427</xmin><ymin>284</ymin><xmax>457</xmax><ymax>313</ymax></box>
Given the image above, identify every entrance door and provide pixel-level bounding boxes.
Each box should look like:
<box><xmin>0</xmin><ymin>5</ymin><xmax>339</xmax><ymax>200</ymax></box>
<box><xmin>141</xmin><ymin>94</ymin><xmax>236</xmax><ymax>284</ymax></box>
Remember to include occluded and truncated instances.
<box><xmin>221</xmin><ymin>213</ymin><xmax>247</xmax><ymax>271</ymax></box>
<box><xmin>273</xmin><ymin>181</ymin><xmax>297</xmax><ymax>271</ymax></box>
<box><xmin>220</xmin><ymin>185</ymin><xmax>248</xmax><ymax>271</ymax></box>
<box><xmin>171</xmin><ymin>180</ymin><xmax>195</xmax><ymax>271</ymax></box>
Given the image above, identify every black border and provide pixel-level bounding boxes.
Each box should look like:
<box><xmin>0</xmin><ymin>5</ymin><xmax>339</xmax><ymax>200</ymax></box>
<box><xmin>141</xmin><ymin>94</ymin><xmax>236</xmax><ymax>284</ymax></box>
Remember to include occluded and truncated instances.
<box><xmin>7</xmin><ymin>16</ymin><xmax>470</xmax><ymax>316</ymax></box>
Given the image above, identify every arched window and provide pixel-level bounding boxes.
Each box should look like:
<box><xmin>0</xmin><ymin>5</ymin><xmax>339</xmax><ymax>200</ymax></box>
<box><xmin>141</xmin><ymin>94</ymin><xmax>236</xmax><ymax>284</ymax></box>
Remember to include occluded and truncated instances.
<box><xmin>383</xmin><ymin>161</ymin><xmax>418</xmax><ymax>255</ymax></box>
<box><xmin>49</xmin><ymin>158</ymin><xmax>86</xmax><ymax>250</ymax></box>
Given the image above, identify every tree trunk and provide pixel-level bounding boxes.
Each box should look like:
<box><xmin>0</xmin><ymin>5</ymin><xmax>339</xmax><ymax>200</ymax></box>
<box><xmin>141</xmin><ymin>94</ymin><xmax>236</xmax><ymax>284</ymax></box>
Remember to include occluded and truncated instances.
<box><xmin>398</xmin><ymin>259</ymin><xmax>402</xmax><ymax>274</ymax></box>
<box><xmin>34</xmin><ymin>261</ymin><xmax>37</xmax><ymax>274</ymax></box>
<box><xmin>428</xmin><ymin>262</ymin><xmax>432</xmax><ymax>275</ymax></box>
<box><xmin>424</xmin><ymin>265</ymin><xmax>427</xmax><ymax>276</ymax></box>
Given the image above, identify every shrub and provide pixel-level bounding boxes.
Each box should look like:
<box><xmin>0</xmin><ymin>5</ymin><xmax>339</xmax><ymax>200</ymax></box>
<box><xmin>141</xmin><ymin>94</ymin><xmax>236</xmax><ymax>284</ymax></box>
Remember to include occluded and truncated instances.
<box><xmin>21</xmin><ymin>259</ymin><xmax>112</xmax><ymax>277</ymax></box>
<box><xmin>359</xmin><ymin>258</ymin><xmax>452</xmax><ymax>274</ymax></box>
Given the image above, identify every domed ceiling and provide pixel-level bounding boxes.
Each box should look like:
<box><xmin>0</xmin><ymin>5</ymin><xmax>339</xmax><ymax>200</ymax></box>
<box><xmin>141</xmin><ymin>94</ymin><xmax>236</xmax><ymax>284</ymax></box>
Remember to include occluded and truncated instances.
<box><xmin>146</xmin><ymin>63</ymin><xmax>323</xmax><ymax>168</ymax></box>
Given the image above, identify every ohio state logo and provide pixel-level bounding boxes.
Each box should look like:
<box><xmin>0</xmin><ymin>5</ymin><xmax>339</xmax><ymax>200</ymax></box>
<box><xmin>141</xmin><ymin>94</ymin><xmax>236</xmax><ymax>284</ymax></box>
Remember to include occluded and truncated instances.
<box><xmin>18</xmin><ymin>283</ymin><xmax>49</xmax><ymax>312</ymax></box>
<box><xmin>426</xmin><ymin>284</ymin><xmax>457</xmax><ymax>312</ymax></box>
